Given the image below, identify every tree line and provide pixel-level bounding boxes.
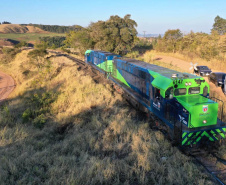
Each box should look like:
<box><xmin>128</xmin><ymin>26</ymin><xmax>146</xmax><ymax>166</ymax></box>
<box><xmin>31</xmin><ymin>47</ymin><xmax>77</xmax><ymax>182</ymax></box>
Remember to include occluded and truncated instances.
<box><xmin>39</xmin><ymin>36</ymin><xmax>66</xmax><ymax>48</ymax></box>
<box><xmin>155</xmin><ymin>32</ymin><xmax>225</xmax><ymax>62</ymax></box>
<box><xmin>153</xmin><ymin>15</ymin><xmax>226</xmax><ymax>61</ymax></box>
<box><xmin>64</xmin><ymin>15</ymin><xmax>225</xmax><ymax>57</ymax></box>
<box><xmin>0</xmin><ymin>21</ymin><xmax>11</xmax><ymax>24</ymax></box>
<box><xmin>20</xmin><ymin>24</ymin><xmax>84</xmax><ymax>33</ymax></box>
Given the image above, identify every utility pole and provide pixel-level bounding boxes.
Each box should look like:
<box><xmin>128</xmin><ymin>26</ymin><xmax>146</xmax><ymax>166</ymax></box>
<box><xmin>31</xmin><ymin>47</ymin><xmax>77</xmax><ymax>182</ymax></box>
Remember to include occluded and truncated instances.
<box><xmin>143</xmin><ymin>31</ymin><xmax>146</xmax><ymax>38</ymax></box>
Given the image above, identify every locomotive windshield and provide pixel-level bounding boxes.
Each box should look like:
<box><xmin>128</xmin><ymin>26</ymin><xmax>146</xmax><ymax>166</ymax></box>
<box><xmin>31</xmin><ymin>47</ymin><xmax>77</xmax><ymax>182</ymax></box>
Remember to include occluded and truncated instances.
<box><xmin>200</xmin><ymin>66</ymin><xmax>210</xmax><ymax>70</ymax></box>
<box><xmin>174</xmin><ymin>88</ymin><xmax>186</xmax><ymax>96</ymax></box>
<box><xmin>189</xmin><ymin>87</ymin><xmax>200</xmax><ymax>94</ymax></box>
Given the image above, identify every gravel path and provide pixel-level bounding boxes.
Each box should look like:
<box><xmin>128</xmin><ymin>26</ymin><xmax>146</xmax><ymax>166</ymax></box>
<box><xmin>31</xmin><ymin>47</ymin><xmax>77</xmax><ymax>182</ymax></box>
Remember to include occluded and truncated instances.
<box><xmin>0</xmin><ymin>71</ymin><xmax>15</xmax><ymax>104</ymax></box>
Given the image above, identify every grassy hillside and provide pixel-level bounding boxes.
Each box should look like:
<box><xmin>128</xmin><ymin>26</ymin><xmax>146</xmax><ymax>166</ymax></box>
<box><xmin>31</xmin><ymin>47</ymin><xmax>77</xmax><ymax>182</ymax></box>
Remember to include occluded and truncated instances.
<box><xmin>0</xmin><ymin>50</ymin><xmax>215</xmax><ymax>184</ymax></box>
<box><xmin>0</xmin><ymin>33</ymin><xmax>65</xmax><ymax>43</ymax></box>
<box><xmin>0</xmin><ymin>24</ymin><xmax>46</xmax><ymax>34</ymax></box>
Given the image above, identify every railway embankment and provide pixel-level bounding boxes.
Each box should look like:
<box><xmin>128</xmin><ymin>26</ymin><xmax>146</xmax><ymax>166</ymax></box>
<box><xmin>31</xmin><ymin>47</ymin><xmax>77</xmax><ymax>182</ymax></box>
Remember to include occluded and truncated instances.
<box><xmin>0</xmin><ymin>50</ymin><xmax>217</xmax><ymax>184</ymax></box>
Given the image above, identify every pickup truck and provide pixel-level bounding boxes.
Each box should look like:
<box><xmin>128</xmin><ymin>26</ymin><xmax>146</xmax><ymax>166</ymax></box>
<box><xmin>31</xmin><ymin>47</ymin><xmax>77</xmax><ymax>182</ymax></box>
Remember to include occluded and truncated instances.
<box><xmin>194</xmin><ymin>66</ymin><xmax>212</xmax><ymax>76</ymax></box>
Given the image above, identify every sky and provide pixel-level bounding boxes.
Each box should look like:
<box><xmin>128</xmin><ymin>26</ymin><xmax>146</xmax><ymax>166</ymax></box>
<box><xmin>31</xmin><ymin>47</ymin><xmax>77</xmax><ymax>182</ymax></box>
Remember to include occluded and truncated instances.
<box><xmin>0</xmin><ymin>0</ymin><xmax>225</xmax><ymax>34</ymax></box>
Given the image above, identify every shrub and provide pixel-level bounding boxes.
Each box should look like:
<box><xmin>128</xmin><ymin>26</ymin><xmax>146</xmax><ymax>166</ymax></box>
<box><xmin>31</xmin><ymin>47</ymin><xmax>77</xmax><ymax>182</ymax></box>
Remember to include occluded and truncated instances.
<box><xmin>22</xmin><ymin>92</ymin><xmax>57</xmax><ymax>128</ymax></box>
<box><xmin>28</xmin><ymin>48</ymin><xmax>47</xmax><ymax>59</ymax></box>
<box><xmin>14</xmin><ymin>41</ymin><xmax>28</xmax><ymax>48</ymax></box>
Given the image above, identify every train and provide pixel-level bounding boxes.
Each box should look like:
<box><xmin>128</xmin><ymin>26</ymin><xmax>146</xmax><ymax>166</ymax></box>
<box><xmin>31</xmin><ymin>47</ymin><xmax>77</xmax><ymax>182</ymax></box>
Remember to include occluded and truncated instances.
<box><xmin>223</xmin><ymin>77</ymin><xmax>226</xmax><ymax>95</ymax></box>
<box><xmin>85</xmin><ymin>50</ymin><xmax>226</xmax><ymax>146</ymax></box>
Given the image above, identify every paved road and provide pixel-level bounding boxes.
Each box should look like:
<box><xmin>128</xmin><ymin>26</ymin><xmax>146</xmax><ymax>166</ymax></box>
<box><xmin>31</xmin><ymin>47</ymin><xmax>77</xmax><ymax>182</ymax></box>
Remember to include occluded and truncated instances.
<box><xmin>0</xmin><ymin>71</ymin><xmax>15</xmax><ymax>104</ymax></box>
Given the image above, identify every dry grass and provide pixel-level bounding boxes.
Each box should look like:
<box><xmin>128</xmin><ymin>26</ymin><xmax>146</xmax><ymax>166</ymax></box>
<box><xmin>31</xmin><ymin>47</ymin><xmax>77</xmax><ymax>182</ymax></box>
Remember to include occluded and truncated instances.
<box><xmin>143</xmin><ymin>51</ymin><xmax>186</xmax><ymax>73</ymax></box>
<box><xmin>0</xmin><ymin>51</ymin><xmax>215</xmax><ymax>184</ymax></box>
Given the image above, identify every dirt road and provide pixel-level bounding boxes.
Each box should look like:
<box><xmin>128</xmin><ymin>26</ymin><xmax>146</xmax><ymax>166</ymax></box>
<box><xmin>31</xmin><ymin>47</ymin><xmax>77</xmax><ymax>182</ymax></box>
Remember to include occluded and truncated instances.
<box><xmin>0</xmin><ymin>71</ymin><xmax>15</xmax><ymax>104</ymax></box>
<box><xmin>153</xmin><ymin>54</ymin><xmax>226</xmax><ymax>73</ymax></box>
<box><xmin>154</xmin><ymin>54</ymin><xmax>192</xmax><ymax>71</ymax></box>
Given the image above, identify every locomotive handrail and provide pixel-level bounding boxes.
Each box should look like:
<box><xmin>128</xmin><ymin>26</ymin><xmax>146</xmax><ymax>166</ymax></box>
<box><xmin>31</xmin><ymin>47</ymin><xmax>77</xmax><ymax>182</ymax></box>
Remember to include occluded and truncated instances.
<box><xmin>165</xmin><ymin>102</ymin><xmax>177</xmax><ymax>123</ymax></box>
<box><xmin>165</xmin><ymin>102</ymin><xmax>183</xmax><ymax>144</ymax></box>
<box><xmin>209</xmin><ymin>97</ymin><xmax>224</xmax><ymax>123</ymax></box>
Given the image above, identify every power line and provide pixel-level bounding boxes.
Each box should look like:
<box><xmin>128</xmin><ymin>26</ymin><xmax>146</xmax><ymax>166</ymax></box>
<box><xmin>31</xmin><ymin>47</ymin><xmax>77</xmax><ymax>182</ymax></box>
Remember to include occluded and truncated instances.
<box><xmin>143</xmin><ymin>31</ymin><xmax>146</xmax><ymax>38</ymax></box>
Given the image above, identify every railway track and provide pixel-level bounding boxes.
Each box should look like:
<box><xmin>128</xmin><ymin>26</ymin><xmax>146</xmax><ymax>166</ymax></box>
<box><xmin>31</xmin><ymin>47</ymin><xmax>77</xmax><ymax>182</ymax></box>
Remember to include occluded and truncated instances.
<box><xmin>186</xmin><ymin>148</ymin><xmax>226</xmax><ymax>185</ymax></box>
<box><xmin>49</xmin><ymin>50</ymin><xmax>226</xmax><ymax>185</ymax></box>
<box><xmin>47</xmin><ymin>51</ymin><xmax>108</xmax><ymax>84</ymax></box>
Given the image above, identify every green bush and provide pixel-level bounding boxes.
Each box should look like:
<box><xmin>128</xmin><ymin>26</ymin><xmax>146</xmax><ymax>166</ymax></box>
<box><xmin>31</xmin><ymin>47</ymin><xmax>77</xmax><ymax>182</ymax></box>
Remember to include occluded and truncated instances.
<box><xmin>14</xmin><ymin>41</ymin><xmax>28</xmax><ymax>48</ymax></box>
<box><xmin>22</xmin><ymin>108</ymin><xmax>32</xmax><ymax>123</ymax></box>
<box><xmin>125</xmin><ymin>51</ymin><xmax>140</xmax><ymax>58</ymax></box>
<box><xmin>33</xmin><ymin>114</ymin><xmax>46</xmax><ymax>128</ymax></box>
<box><xmin>22</xmin><ymin>92</ymin><xmax>57</xmax><ymax>128</ymax></box>
<box><xmin>28</xmin><ymin>49</ymin><xmax>47</xmax><ymax>59</ymax></box>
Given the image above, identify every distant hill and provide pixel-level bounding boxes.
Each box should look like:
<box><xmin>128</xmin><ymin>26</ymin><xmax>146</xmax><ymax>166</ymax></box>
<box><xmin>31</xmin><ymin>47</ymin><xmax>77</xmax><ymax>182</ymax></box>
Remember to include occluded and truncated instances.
<box><xmin>21</xmin><ymin>24</ymin><xmax>83</xmax><ymax>33</ymax></box>
<box><xmin>137</xmin><ymin>33</ymin><xmax>164</xmax><ymax>38</ymax></box>
<box><xmin>0</xmin><ymin>24</ymin><xmax>47</xmax><ymax>34</ymax></box>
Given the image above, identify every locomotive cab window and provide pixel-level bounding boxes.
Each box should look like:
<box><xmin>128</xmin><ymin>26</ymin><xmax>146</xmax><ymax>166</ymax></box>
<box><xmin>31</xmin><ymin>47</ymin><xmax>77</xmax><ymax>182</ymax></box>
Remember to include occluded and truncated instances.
<box><xmin>165</xmin><ymin>87</ymin><xmax>173</xmax><ymax>99</ymax></box>
<box><xmin>203</xmin><ymin>86</ymin><xmax>208</xmax><ymax>96</ymax></box>
<box><xmin>154</xmin><ymin>88</ymin><xmax>161</xmax><ymax>100</ymax></box>
<box><xmin>174</xmin><ymin>88</ymin><xmax>186</xmax><ymax>96</ymax></box>
<box><xmin>189</xmin><ymin>87</ymin><xmax>200</xmax><ymax>94</ymax></box>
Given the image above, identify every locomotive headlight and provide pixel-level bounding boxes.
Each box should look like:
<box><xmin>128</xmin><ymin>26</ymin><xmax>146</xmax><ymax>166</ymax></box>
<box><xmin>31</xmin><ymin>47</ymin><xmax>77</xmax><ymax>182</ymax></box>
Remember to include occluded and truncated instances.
<box><xmin>188</xmin><ymin>82</ymin><xmax>192</xmax><ymax>86</ymax></box>
<box><xmin>185</xmin><ymin>82</ymin><xmax>188</xmax><ymax>86</ymax></box>
<box><xmin>203</xmin><ymin>120</ymin><xmax>207</xmax><ymax>124</ymax></box>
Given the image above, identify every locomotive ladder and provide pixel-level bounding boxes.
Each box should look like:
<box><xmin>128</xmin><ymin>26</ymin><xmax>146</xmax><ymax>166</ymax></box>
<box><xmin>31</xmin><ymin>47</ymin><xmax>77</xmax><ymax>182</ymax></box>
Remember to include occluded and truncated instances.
<box><xmin>209</xmin><ymin>97</ymin><xmax>225</xmax><ymax>123</ymax></box>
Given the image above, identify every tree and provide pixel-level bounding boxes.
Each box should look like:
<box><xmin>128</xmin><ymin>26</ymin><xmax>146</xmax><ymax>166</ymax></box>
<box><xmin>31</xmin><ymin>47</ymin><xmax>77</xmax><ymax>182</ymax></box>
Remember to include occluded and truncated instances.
<box><xmin>64</xmin><ymin>30</ymin><xmax>94</xmax><ymax>55</ymax></box>
<box><xmin>2</xmin><ymin>21</ymin><xmax>11</xmax><ymax>24</ymax></box>
<box><xmin>163</xmin><ymin>29</ymin><xmax>183</xmax><ymax>53</ymax></box>
<box><xmin>65</xmin><ymin>14</ymin><xmax>138</xmax><ymax>55</ymax></box>
<box><xmin>212</xmin><ymin>15</ymin><xmax>226</xmax><ymax>35</ymax></box>
<box><xmin>89</xmin><ymin>14</ymin><xmax>137</xmax><ymax>54</ymax></box>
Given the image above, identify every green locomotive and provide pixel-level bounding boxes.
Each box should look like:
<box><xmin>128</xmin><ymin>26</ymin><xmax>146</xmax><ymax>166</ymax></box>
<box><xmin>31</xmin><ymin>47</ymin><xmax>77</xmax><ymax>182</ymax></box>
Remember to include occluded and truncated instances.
<box><xmin>85</xmin><ymin>50</ymin><xmax>226</xmax><ymax>146</ymax></box>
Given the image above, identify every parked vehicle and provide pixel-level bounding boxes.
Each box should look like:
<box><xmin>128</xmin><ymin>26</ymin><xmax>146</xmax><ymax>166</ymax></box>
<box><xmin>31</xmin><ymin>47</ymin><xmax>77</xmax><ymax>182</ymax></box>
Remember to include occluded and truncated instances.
<box><xmin>194</xmin><ymin>66</ymin><xmax>212</xmax><ymax>76</ymax></box>
<box><xmin>85</xmin><ymin>50</ymin><xmax>226</xmax><ymax>146</ymax></box>
<box><xmin>208</xmin><ymin>72</ymin><xmax>226</xmax><ymax>87</ymax></box>
<box><xmin>222</xmin><ymin>77</ymin><xmax>226</xmax><ymax>95</ymax></box>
